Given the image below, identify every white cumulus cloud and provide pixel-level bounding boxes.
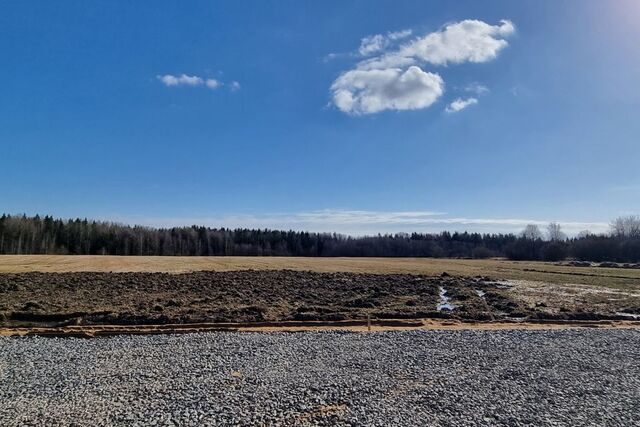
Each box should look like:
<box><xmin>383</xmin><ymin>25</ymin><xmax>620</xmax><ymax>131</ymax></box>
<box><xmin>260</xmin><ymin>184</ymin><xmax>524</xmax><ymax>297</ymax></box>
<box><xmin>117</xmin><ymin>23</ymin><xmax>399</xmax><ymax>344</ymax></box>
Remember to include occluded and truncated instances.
<box><xmin>331</xmin><ymin>19</ymin><xmax>514</xmax><ymax>115</ymax></box>
<box><xmin>399</xmin><ymin>19</ymin><xmax>515</xmax><ymax>66</ymax></box>
<box><xmin>445</xmin><ymin>97</ymin><xmax>478</xmax><ymax>113</ymax></box>
<box><xmin>331</xmin><ymin>66</ymin><xmax>444</xmax><ymax>115</ymax></box>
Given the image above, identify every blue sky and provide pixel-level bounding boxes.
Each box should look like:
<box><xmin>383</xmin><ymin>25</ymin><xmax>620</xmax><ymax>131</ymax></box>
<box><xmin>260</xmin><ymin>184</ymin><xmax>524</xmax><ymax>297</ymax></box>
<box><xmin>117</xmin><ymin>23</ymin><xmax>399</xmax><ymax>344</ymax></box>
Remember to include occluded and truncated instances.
<box><xmin>1</xmin><ymin>0</ymin><xmax>639</xmax><ymax>235</ymax></box>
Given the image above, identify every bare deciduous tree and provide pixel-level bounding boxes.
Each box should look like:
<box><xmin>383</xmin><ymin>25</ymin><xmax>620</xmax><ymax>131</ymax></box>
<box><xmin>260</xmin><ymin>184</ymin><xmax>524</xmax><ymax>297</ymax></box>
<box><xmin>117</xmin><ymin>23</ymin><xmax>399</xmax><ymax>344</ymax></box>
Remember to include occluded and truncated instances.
<box><xmin>546</xmin><ymin>222</ymin><xmax>566</xmax><ymax>241</ymax></box>
<box><xmin>521</xmin><ymin>224</ymin><xmax>543</xmax><ymax>240</ymax></box>
<box><xmin>577</xmin><ymin>230</ymin><xmax>592</xmax><ymax>239</ymax></box>
<box><xmin>610</xmin><ymin>215</ymin><xmax>640</xmax><ymax>238</ymax></box>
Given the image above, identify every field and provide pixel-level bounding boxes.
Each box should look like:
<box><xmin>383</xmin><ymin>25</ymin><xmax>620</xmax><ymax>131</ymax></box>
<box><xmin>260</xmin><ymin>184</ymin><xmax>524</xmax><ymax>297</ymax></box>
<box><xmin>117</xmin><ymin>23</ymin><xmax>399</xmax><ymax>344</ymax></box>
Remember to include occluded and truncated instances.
<box><xmin>0</xmin><ymin>256</ymin><xmax>639</xmax><ymax>333</ymax></box>
<box><xmin>1</xmin><ymin>255</ymin><xmax>640</xmax><ymax>288</ymax></box>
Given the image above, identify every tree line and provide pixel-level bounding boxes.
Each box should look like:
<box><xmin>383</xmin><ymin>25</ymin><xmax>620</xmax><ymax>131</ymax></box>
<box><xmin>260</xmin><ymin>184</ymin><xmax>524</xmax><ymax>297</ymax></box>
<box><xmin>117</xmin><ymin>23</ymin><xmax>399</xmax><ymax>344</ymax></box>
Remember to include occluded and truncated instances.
<box><xmin>0</xmin><ymin>214</ymin><xmax>639</xmax><ymax>262</ymax></box>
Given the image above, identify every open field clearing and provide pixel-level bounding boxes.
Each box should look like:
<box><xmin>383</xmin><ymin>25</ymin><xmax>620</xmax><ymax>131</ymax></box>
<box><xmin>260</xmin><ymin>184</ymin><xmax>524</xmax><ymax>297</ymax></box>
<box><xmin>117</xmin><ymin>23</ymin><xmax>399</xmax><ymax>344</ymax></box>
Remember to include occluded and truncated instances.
<box><xmin>0</xmin><ymin>257</ymin><xmax>639</xmax><ymax>333</ymax></box>
<box><xmin>1</xmin><ymin>330</ymin><xmax>639</xmax><ymax>426</ymax></box>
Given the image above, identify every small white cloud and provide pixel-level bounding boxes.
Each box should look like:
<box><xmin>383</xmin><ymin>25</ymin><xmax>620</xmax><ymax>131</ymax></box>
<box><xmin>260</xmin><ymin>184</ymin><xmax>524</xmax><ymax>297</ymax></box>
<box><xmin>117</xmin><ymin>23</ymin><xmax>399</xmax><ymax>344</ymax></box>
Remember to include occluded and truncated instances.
<box><xmin>205</xmin><ymin>78</ymin><xmax>221</xmax><ymax>89</ymax></box>
<box><xmin>323</xmin><ymin>52</ymin><xmax>354</xmax><ymax>63</ymax></box>
<box><xmin>157</xmin><ymin>74</ymin><xmax>204</xmax><ymax>87</ymax></box>
<box><xmin>157</xmin><ymin>73</ymin><xmax>239</xmax><ymax>92</ymax></box>
<box><xmin>331</xmin><ymin>66</ymin><xmax>444</xmax><ymax>115</ymax></box>
<box><xmin>445</xmin><ymin>97</ymin><xmax>478</xmax><ymax>113</ymax></box>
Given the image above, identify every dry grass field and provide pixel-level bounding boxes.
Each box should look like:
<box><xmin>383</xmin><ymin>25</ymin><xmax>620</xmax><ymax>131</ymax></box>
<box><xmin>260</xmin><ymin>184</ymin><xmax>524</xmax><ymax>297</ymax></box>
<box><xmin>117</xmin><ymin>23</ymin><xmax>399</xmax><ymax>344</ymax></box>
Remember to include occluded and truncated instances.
<box><xmin>0</xmin><ymin>255</ymin><xmax>639</xmax><ymax>289</ymax></box>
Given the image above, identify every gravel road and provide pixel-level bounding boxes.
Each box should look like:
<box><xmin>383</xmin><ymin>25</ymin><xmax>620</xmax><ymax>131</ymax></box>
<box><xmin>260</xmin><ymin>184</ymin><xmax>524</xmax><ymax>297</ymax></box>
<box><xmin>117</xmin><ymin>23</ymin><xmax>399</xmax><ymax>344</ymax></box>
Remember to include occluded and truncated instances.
<box><xmin>1</xmin><ymin>330</ymin><xmax>639</xmax><ymax>426</ymax></box>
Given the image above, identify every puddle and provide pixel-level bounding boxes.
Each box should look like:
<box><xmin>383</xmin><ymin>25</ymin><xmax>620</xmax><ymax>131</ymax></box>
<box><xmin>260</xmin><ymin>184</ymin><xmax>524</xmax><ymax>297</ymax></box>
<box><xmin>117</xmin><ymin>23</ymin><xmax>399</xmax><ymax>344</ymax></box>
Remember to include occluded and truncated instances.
<box><xmin>615</xmin><ymin>312</ymin><xmax>640</xmax><ymax>319</ymax></box>
<box><xmin>475</xmin><ymin>289</ymin><xmax>486</xmax><ymax>298</ymax></box>
<box><xmin>437</xmin><ymin>287</ymin><xmax>456</xmax><ymax>311</ymax></box>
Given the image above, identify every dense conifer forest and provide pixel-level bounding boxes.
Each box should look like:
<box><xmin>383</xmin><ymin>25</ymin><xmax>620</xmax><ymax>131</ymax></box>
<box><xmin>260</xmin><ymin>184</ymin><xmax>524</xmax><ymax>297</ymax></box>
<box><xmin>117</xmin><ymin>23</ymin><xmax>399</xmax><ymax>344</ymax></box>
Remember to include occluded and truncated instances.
<box><xmin>1</xmin><ymin>214</ymin><xmax>639</xmax><ymax>262</ymax></box>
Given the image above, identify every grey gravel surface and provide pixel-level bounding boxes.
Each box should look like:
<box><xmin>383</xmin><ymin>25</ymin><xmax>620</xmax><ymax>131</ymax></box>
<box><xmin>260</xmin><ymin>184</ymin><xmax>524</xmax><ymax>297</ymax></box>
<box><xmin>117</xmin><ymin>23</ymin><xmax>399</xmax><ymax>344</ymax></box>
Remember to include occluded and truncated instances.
<box><xmin>1</xmin><ymin>330</ymin><xmax>639</xmax><ymax>426</ymax></box>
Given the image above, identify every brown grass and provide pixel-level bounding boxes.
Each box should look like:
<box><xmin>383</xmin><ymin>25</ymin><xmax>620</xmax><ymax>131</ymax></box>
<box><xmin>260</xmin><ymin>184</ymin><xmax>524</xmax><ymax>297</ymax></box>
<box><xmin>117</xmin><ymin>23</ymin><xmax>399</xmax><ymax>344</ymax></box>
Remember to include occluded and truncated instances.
<box><xmin>1</xmin><ymin>255</ymin><xmax>639</xmax><ymax>289</ymax></box>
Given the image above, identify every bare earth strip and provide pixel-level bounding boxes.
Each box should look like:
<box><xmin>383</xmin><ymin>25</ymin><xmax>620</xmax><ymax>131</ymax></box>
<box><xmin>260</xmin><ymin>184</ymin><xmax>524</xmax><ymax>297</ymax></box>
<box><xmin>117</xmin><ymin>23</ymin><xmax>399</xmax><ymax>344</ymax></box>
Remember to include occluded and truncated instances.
<box><xmin>3</xmin><ymin>319</ymin><xmax>640</xmax><ymax>338</ymax></box>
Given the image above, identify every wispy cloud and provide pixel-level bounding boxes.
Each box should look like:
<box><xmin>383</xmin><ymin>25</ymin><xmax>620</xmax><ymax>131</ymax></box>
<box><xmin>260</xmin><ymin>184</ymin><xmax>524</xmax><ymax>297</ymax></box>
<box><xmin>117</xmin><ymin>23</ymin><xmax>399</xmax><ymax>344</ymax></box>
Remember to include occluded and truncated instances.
<box><xmin>358</xmin><ymin>34</ymin><xmax>388</xmax><ymax>56</ymax></box>
<box><xmin>157</xmin><ymin>74</ymin><xmax>240</xmax><ymax>91</ymax></box>
<box><xmin>445</xmin><ymin>97</ymin><xmax>478</xmax><ymax>113</ymax></box>
<box><xmin>330</xmin><ymin>20</ymin><xmax>515</xmax><ymax>115</ymax></box>
<box><xmin>464</xmin><ymin>82</ymin><xmax>489</xmax><ymax>95</ymax></box>
<box><xmin>388</xmin><ymin>29</ymin><xmax>413</xmax><ymax>41</ymax></box>
<box><xmin>106</xmin><ymin>209</ymin><xmax>608</xmax><ymax>236</ymax></box>
<box><xmin>358</xmin><ymin>29</ymin><xmax>412</xmax><ymax>56</ymax></box>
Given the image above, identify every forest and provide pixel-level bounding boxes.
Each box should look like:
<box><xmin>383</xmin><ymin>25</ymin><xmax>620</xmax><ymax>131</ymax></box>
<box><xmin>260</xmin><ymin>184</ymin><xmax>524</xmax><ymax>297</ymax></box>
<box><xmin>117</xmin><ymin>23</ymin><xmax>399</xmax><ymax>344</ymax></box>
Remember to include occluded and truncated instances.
<box><xmin>0</xmin><ymin>214</ymin><xmax>639</xmax><ymax>262</ymax></box>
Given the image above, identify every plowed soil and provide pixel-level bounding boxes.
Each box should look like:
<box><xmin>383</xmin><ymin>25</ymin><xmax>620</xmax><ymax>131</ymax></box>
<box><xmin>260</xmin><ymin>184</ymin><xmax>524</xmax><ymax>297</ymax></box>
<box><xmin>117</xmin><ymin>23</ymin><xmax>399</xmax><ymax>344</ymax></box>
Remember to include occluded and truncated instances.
<box><xmin>1</xmin><ymin>270</ymin><xmax>639</xmax><ymax>328</ymax></box>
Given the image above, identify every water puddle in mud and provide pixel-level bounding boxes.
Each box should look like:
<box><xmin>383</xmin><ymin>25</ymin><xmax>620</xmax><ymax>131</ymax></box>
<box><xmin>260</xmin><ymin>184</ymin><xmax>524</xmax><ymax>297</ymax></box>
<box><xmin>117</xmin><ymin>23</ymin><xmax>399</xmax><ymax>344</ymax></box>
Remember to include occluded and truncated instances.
<box><xmin>494</xmin><ymin>280</ymin><xmax>516</xmax><ymax>289</ymax></box>
<box><xmin>437</xmin><ymin>287</ymin><xmax>456</xmax><ymax>311</ymax></box>
<box><xmin>615</xmin><ymin>312</ymin><xmax>640</xmax><ymax>319</ymax></box>
<box><xmin>475</xmin><ymin>289</ymin><xmax>486</xmax><ymax>298</ymax></box>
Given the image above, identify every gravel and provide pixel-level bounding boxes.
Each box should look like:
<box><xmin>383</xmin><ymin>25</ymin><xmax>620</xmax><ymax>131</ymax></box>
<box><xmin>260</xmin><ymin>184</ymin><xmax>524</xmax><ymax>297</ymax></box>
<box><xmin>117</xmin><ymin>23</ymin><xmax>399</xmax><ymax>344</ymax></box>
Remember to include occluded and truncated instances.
<box><xmin>1</xmin><ymin>330</ymin><xmax>639</xmax><ymax>426</ymax></box>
